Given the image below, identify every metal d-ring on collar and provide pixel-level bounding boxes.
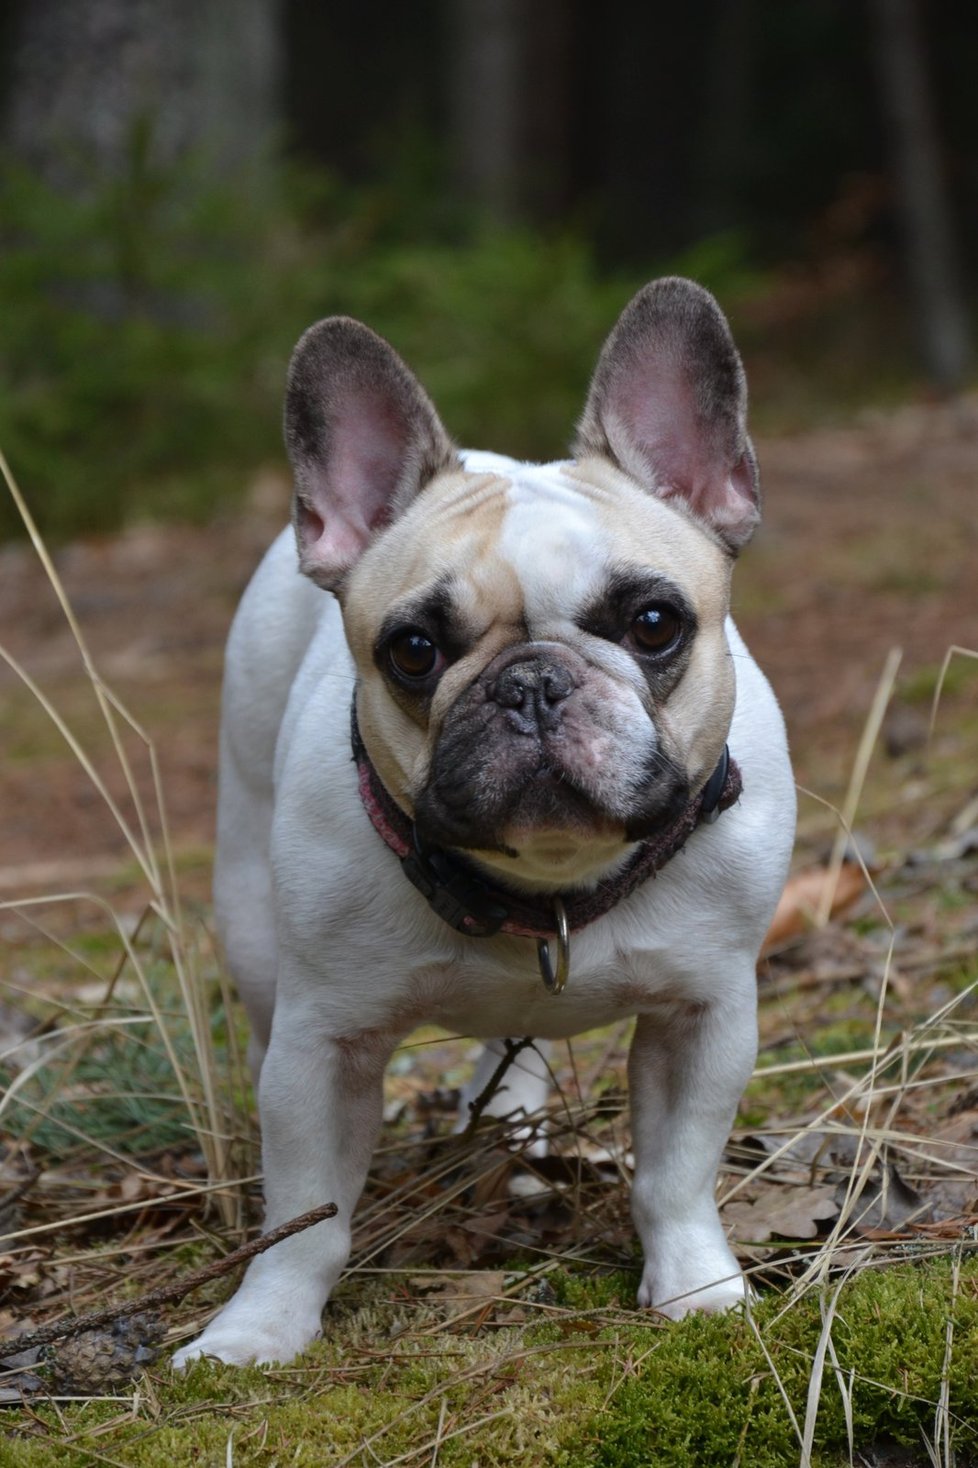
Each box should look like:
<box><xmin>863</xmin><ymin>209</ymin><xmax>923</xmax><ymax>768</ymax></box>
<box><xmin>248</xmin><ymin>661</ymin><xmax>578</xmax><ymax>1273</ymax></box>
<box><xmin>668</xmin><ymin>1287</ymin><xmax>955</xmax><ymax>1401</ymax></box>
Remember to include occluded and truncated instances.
<box><xmin>536</xmin><ymin>897</ymin><xmax>570</xmax><ymax>994</ymax></box>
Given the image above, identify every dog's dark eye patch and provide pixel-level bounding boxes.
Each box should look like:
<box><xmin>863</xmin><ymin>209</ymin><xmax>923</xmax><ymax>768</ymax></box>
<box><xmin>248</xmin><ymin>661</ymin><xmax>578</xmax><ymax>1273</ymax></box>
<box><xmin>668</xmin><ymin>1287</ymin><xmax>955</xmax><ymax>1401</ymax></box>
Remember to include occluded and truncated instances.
<box><xmin>374</xmin><ymin>578</ymin><xmax>472</xmax><ymax>674</ymax></box>
<box><xmin>373</xmin><ymin>579</ymin><xmax>479</xmax><ymax>722</ymax></box>
<box><xmin>578</xmin><ymin>567</ymin><xmax>695</xmax><ymax>646</ymax></box>
<box><xmin>578</xmin><ymin>566</ymin><xmax>695</xmax><ymax>704</ymax></box>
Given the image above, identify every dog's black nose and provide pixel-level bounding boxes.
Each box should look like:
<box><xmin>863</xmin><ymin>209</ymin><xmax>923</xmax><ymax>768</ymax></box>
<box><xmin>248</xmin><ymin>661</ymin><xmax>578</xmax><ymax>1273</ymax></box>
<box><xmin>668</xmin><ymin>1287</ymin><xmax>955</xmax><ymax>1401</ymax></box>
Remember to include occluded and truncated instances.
<box><xmin>492</xmin><ymin>658</ymin><xmax>574</xmax><ymax>734</ymax></box>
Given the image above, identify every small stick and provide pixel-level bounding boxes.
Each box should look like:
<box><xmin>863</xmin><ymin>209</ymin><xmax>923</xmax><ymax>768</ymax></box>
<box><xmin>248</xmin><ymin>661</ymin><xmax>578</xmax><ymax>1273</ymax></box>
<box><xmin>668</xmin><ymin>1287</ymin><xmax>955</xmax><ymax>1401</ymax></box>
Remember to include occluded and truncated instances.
<box><xmin>0</xmin><ymin>1171</ymin><xmax>41</xmax><ymax>1218</ymax></box>
<box><xmin>1</xmin><ymin>1201</ymin><xmax>337</xmax><ymax>1356</ymax></box>
<box><xmin>461</xmin><ymin>1036</ymin><xmax>537</xmax><ymax>1140</ymax></box>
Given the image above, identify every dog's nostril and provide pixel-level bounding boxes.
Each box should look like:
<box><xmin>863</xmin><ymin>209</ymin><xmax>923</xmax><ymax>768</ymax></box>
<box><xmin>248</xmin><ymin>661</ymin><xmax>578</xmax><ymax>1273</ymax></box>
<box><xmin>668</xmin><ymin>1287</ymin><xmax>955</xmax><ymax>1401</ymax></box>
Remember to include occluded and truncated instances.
<box><xmin>494</xmin><ymin>668</ymin><xmax>529</xmax><ymax>709</ymax></box>
<box><xmin>541</xmin><ymin>666</ymin><xmax>573</xmax><ymax>704</ymax></box>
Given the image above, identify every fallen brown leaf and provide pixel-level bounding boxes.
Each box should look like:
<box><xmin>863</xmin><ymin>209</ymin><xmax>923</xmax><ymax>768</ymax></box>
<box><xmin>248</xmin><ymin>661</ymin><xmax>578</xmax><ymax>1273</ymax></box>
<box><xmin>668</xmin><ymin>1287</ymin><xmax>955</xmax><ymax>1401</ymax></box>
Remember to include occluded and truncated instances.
<box><xmin>428</xmin><ymin>1270</ymin><xmax>507</xmax><ymax>1305</ymax></box>
<box><xmin>724</xmin><ymin>1184</ymin><xmax>838</xmax><ymax>1244</ymax></box>
<box><xmin>908</xmin><ymin>1110</ymin><xmax>978</xmax><ymax>1217</ymax></box>
<box><xmin>410</xmin><ymin>1270</ymin><xmax>508</xmax><ymax>1327</ymax></box>
<box><xmin>763</xmin><ymin>862</ymin><xmax>867</xmax><ymax>951</ymax></box>
<box><xmin>0</xmin><ymin>1249</ymin><xmax>60</xmax><ymax>1298</ymax></box>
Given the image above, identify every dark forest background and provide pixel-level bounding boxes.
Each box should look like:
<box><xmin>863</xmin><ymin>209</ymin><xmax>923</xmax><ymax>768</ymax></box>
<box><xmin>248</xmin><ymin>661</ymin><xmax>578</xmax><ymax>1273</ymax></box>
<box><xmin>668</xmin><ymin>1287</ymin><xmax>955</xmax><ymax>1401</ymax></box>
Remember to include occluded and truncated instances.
<box><xmin>1</xmin><ymin>0</ymin><xmax>975</xmax><ymax>538</ymax></box>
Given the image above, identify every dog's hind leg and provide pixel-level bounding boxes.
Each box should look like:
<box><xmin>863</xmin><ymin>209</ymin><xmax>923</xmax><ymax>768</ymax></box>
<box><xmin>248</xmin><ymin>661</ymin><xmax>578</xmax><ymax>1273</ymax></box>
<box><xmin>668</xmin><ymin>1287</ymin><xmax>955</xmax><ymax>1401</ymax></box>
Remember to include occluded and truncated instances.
<box><xmin>212</xmin><ymin>530</ymin><xmax>328</xmax><ymax>1090</ymax></box>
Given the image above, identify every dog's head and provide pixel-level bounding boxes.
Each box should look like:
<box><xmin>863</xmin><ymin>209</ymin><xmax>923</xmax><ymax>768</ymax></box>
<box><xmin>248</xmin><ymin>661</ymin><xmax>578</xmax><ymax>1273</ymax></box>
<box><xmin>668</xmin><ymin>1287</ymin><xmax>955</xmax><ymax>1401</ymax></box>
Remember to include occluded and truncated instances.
<box><xmin>285</xmin><ymin>278</ymin><xmax>759</xmax><ymax>889</ymax></box>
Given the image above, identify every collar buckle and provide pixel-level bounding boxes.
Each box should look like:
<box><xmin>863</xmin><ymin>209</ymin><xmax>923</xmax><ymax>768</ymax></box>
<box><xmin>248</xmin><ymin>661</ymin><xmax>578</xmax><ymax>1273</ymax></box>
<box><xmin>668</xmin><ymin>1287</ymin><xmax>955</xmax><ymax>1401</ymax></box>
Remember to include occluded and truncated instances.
<box><xmin>401</xmin><ymin>832</ymin><xmax>510</xmax><ymax>938</ymax></box>
<box><xmin>699</xmin><ymin>744</ymin><xmax>731</xmax><ymax>825</ymax></box>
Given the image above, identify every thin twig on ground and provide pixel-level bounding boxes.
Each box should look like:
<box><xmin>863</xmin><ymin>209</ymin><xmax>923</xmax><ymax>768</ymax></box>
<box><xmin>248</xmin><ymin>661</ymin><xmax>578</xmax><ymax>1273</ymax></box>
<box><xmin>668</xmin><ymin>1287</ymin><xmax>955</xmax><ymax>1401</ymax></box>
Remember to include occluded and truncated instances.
<box><xmin>460</xmin><ymin>1037</ymin><xmax>537</xmax><ymax>1140</ymax></box>
<box><xmin>1</xmin><ymin>1202</ymin><xmax>337</xmax><ymax>1355</ymax></box>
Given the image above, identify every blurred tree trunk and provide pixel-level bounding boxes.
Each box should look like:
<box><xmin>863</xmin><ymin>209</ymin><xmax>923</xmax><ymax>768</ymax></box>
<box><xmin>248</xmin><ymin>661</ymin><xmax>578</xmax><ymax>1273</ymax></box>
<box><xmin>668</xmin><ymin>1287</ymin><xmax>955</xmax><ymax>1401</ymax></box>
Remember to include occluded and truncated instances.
<box><xmin>522</xmin><ymin>1</ymin><xmax>573</xmax><ymax>222</ymax></box>
<box><xmin>448</xmin><ymin>0</ymin><xmax>523</xmax><ymax>224</ymax></box>
<box><xmin>869</xmin><ymin>0</ymin><xmax>971</xmax><ymax>391</ymax></box>
<box><xmin>694</xmin><ymin>0</ymin><xmax>754</xmax><ymax>236</ymax></box>
<box><xmin>2</xmin><ymin>0</ymin><xmax>283</xmax><ymax>184</ymax></box>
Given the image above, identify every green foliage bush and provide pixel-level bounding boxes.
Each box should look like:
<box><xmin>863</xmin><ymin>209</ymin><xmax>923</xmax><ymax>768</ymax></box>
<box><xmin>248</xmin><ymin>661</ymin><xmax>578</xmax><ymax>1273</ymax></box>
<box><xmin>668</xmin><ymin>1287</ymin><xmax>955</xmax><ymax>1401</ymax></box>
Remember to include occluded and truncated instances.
<box><xmin>0</xmin><ymin>139</ymin><xmax>656</xmax><ymax>540</ymax></box>
<box><xmin>1</xmin><ymin>126</ymin><xmax>933</xmax><ymax>543</ymax></box>
<box><xmin>0</xmin><ymin>140</ymin><xmax>308</xmax><ymax>537</ymax></box>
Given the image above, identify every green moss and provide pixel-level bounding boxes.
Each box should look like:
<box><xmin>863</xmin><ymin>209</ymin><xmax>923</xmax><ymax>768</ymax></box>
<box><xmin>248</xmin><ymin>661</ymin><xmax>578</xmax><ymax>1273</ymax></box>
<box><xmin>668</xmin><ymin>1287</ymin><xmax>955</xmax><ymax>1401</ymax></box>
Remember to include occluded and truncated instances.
<box><xmin>550</xmin><ymin>1269</ymin><xmax>636</xmax><ymax>1311</ymax></box>
<box><xmin>4</xmin><ymin>1258</ymin><xmax>976</xmax><ymax>1466</ymax></box>
<box><xmin>562</xmin><ymin>1260</ymin><xmax>978</xmax><ymax>1467</ymax></box>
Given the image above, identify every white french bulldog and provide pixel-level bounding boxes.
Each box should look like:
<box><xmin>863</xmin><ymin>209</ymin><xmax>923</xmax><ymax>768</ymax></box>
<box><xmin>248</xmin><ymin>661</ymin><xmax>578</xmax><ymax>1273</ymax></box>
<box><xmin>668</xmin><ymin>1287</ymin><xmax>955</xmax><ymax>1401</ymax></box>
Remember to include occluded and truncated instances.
<box><xmin>174</xmin><ymin>277</ymin><xmax>795</xmax><ymax>1368</ymax></box>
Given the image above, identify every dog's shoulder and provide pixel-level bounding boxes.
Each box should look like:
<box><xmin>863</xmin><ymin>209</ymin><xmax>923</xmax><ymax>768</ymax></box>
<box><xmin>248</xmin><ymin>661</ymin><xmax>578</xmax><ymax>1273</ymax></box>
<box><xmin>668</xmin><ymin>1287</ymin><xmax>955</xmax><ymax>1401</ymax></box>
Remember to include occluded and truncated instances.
<box><xmin>223</xmin><ymin>527</ymin><xmax>347</xmax><ymax>789</ymax></box>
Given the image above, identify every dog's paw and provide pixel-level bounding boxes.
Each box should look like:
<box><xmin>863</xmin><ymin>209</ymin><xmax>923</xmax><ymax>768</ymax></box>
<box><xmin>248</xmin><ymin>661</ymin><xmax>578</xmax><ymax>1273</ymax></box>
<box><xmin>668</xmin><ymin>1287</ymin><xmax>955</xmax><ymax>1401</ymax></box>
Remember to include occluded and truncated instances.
<box><xmin>637</xmin><ymin>1234</ymin><xmax>748</xmax><ymax>1320</ymax></box>
<box><xmin>638</xmin><ymin>1269</ymin><xmax>748</xmax><ymax>1319</ymax></box>
<box><xmin>172</xmin><ymin>1314</ymin><xmax>321</xmax><ymax>1369</ymax></box>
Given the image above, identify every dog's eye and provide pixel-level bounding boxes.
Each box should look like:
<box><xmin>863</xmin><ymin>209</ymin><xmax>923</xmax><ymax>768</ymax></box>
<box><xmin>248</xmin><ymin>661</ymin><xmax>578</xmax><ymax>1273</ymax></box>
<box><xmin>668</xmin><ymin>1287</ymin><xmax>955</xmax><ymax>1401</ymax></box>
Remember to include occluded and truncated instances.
<box><xmin>388</xmin><ymin>630</ymin><xmax>441</xmax><ymax>681</ymax></box>
<box><xmin>629</xmin><ymin>603</ymin><xmax>683</xmax><ymax>654</ymax></box>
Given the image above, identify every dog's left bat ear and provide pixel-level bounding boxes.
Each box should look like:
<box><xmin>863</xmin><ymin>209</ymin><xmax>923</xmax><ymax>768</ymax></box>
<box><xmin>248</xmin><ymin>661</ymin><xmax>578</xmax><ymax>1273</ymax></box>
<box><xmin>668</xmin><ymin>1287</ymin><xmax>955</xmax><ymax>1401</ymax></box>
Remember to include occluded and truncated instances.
<box><xmin>574</xmin><ymin>277</ymin><xmax>759</xmax><ymax>553</ymax></box>
<box><xmin>285</xmin><ymin>318</ymin><xmax>459</xmax><ymax>589</ymax></box>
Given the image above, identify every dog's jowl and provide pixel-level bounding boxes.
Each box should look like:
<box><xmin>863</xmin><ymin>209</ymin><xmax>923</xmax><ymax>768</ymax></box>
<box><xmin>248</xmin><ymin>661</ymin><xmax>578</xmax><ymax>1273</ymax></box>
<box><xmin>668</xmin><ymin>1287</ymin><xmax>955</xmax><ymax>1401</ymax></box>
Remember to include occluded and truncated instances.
<box><xmin>173</xmin><ymin>277</ymin><xmax>795</xmax><ymax>1368</ymax></box>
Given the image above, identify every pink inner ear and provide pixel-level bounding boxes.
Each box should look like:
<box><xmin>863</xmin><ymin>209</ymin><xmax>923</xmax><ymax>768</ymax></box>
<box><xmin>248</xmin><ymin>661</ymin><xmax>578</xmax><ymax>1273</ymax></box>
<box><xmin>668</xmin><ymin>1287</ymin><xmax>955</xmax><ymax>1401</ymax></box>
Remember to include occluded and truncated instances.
<box><xmin>299</xmin><ymin>392</ymin><xmax>409</xmax><ymax>578</ymax></box>
<box><xmin>656</xmin><ymin>452</ymin><xmax>758</xmax><ymax>552</ymax></box>
<box><xmin>613</xmin><ymin>368</ymin><xmax>755</xmax><ymax>541</ymax></box>
<box><xmin>617</xmin><ymin>372</ymin><xmax>719</xmax><ymax>496</ymax></box>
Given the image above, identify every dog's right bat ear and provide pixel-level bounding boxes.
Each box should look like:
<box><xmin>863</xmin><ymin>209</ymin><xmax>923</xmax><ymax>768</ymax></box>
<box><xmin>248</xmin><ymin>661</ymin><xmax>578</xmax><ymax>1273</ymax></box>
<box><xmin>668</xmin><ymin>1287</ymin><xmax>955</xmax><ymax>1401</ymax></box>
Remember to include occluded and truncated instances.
<box><xmin>285</xmin><ymin>319</ymin><xmax>459</xmax><ymax>590</ymax></box>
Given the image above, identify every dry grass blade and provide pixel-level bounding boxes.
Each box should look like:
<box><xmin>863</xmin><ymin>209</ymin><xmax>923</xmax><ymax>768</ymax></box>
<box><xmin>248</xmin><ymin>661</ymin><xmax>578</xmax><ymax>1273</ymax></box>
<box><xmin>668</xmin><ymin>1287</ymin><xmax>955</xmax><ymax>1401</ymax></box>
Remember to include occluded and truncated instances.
<box><xmin>0</xmin><ymin>1174</ymin><xmax>260</xmax><ymax>1248</ymax></box>
<box><xmin>753</xmin><ymin>1032</ymin><xmax>971</xmax><ymax>1080</ymax></box>
<box><xmin>743</xmin><ymin>1295</ymin><xmax>805</xmax><ymax>1461</ymax></box>
<box><xmin>816</xmin><ymin>928</ymin><xmax>898</xmax><ymax>1277</ymax></box>
<box><xmin>815</xmin><ymin>644</ymin><xmax>901</xmax><ymax>927</ymax></box>
<box><xmin>800</xmin><ymin>1272</ymin><xmax>852</xmax><ymax>1466</ymax></box>
<box><xmin>389</xmin><ymin>1407</ymin><xmax>515</xmax><ymax>1467</ymax></box>
<box><xmin>0</xmin><ymin>446</ymin><xmax>243</xmax><ymax>1223</ymax></box>
<box><xmin>928</xmin><ymin>644</ymin><xmax>978</xmax><ymax>739</ymax></box>
<box><xmin>930</xmin><ymin>1250</ymin><xmax>961</xmax><ymax>1468</ymax></box>
<box><xmin>824</xmin><ymin>1290</ymin><xmax>855</xmax><ymax>1464</ymax></box>
<box><xmin>0</xmin><ymin>448</ymin><xmax>163</xmax><ymax>892</ymax></box>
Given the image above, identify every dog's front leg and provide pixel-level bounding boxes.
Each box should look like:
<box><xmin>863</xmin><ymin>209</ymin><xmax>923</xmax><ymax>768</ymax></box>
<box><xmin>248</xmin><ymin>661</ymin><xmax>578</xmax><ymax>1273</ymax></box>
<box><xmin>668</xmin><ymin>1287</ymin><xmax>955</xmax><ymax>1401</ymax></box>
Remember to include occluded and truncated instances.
<box><xmin>173</xmin><ymin>1009</ymin><xmax>390</xmax><ymax>1368</ymax></box>
<box><xmin>628</xmin><ymin>980</ymin><xmax>756</xmax><ymax>1318</ymax></box>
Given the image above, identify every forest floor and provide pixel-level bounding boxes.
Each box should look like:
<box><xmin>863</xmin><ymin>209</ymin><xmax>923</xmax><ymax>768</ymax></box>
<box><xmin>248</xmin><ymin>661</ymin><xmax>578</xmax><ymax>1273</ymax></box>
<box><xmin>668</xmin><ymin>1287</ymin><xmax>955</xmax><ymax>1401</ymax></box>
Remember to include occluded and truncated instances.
<box><xmin>1</xmin><ymin>397</ymin><xmax>978</xmax><ymax>1465</ymax></box>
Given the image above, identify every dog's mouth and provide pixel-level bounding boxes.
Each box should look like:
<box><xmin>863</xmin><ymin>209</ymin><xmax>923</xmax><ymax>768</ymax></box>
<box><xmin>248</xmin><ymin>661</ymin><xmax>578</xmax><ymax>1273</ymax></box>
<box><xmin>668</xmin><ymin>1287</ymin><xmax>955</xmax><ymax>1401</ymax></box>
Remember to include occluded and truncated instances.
<box><xmin>413</xmin><ymin>750</ymin><xmax>689</xmax><ymax>860</ymax></box>
<box><xmin>413</xmin><ymin>762</ymin><xmax>595</xmax><ymax>858</ymax></box>
<box><xmin>506</xmin><ymin>760</ymin><xmax>613</xmax><ymax>823</ymax></box>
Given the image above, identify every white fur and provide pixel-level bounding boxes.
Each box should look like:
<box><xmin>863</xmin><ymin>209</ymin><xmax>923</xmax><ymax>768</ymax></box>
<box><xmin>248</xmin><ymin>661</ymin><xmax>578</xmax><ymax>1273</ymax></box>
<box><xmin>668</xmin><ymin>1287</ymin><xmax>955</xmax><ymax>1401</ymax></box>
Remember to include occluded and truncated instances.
<box><xmin>173</xmin><ymin>456</ymin><xmax>795</xmax><ymax>1369</ymax></box>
